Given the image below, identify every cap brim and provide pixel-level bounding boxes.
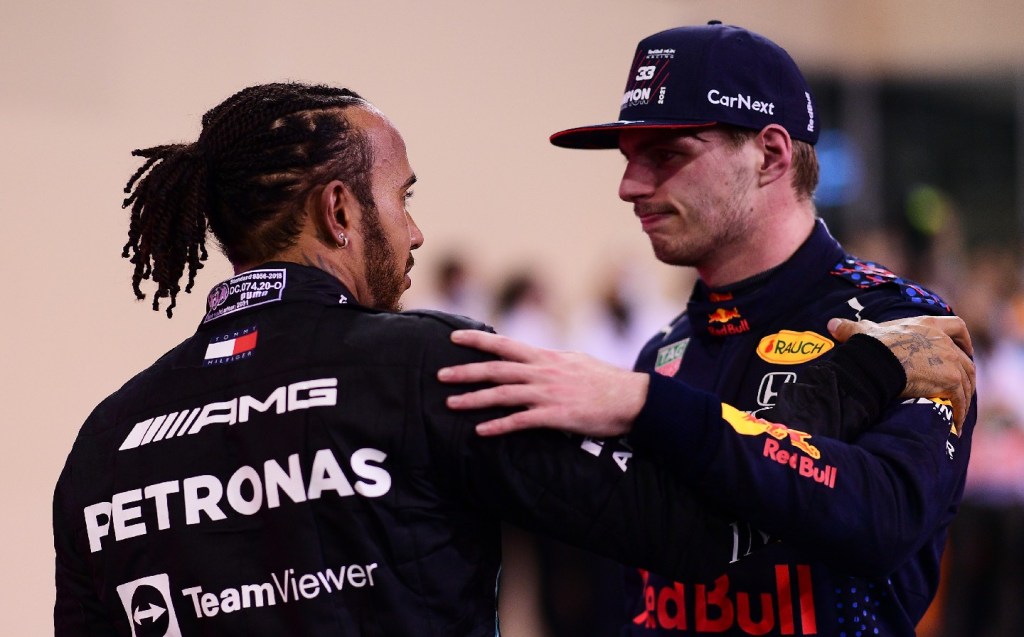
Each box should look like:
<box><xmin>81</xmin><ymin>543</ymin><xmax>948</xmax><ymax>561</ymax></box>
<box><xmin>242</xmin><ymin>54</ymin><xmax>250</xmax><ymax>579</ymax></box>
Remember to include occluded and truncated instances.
<box><xmin>549</xmin><ymin>120</ymin><xmax>718</xmax><ymax>149</ymax></box>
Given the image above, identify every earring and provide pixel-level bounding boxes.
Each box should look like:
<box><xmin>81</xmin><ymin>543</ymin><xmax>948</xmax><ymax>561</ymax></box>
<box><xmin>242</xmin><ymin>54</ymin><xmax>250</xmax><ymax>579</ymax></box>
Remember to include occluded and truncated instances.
<box><xmin>337</xmin><ymin>233</ymin><xmax>349</xmax><ymax>249</ymax></box>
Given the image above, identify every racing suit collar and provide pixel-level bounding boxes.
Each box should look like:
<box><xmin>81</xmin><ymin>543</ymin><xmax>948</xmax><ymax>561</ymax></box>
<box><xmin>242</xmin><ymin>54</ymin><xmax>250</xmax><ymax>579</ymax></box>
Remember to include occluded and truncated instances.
<box><xmin>687</xmin><ymin>219</ymin><xmax>845</xmax><ymax>339</ymax></box>
<box><xmin>200</xmin><ymin>262</ymin><xmax>361</xmax><ymax>326</ymax></box>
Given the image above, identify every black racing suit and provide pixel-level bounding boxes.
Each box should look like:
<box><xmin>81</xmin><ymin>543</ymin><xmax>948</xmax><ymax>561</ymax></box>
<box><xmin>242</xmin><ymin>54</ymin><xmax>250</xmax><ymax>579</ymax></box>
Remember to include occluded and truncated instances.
<box><xmin>621</xmin><ymin>220</ymin><xmax>977</xmax><ymax>636</ymax></box>
<box><xmin>54</xmin><ymin>261</ymin><xmax>911</xmax><ymax>636</ymax></box>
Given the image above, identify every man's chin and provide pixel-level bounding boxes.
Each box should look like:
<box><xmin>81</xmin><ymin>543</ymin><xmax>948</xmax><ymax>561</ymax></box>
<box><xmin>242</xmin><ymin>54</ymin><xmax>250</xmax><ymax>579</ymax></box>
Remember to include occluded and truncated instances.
<box><xmin>651</xmin><ymin>244</ymin><xmax>699</xmax><ymax>268</ymax></box>
<box><xmin>383</xmin><ymin>288</ymin><xmax>407</xmax><ymax>313</ymax></box>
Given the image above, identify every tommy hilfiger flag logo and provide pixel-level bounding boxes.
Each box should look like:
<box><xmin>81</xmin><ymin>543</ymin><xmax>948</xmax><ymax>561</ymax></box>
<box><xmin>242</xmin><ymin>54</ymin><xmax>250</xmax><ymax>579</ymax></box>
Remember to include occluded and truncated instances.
<box><xmin>204</xmin><ymin>326</ymin><xmax>258</xmax><ymax>366</ymax></box>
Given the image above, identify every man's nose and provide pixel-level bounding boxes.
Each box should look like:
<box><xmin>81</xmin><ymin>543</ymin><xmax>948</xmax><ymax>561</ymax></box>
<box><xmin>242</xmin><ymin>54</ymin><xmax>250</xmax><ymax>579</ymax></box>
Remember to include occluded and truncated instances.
<box><xmin>408</xmin><ymin>213</ymin><xmax>424</xmax><ymax>250</ymax></box>
<box><xmin>618</xmin><ymin>161</ymin><xmax>655</xmax><ymax>202</ymax></box>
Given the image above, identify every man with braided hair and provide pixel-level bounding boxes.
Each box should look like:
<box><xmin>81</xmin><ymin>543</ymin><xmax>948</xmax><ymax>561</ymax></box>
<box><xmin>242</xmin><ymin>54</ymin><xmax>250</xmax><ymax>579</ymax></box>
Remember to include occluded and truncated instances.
<box><xmin>120</xmin><ymin>84</ymin><xmax>396</xmax><ymax>317</ymax></box>
<box><xmin>53</xmin><ymin>82</ymin><xmax>973</xmax><ymax>636</ymax></box>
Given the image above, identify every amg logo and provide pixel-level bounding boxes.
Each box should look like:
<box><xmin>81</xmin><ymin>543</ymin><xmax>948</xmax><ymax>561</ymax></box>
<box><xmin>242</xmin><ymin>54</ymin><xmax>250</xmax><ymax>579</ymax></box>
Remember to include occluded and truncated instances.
<box><xmin>119</xmin><ymin>378</ymin><xmax>338</xmax><ymax>451</ymax></box>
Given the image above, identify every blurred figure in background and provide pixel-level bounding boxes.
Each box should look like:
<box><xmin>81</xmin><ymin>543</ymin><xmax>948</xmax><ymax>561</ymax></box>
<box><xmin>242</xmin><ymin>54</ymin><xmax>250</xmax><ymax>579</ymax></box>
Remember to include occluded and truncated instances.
<box><xmin>493</xmin><ymin>269</ymin><xmax>564</xmax><ymax>350</ymax></box>
<box><xmin>412</xmin><ymin>251</ymin><xmax>490</xmax><ymax>321</ymax></box>
<box><xmin>570</xmin><ymin>261</ymin><xmax>684</xmax><ymax>369</ymax></box>
<box><xmin>491</xmin><ymin>268</ymin><xmax>580</xmax><ymax>637</ymax></box>
<box><xmin>843</xmin><ymin>205</ymin><xmax>1024</xmax><ymax>637</ymax></box>
<box><xmin>938</xmin><ymin>248</ymin><xmax>1024</xmax><ymax>637</ymax></box>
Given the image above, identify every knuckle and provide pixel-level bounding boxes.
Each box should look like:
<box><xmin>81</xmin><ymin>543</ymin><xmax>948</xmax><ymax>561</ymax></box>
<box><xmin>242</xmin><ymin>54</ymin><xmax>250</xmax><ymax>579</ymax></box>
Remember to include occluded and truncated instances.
<box><xmin>500</xmin><ymin>415</ymin><xmax>521</xmax><ymax>429</ymax></box>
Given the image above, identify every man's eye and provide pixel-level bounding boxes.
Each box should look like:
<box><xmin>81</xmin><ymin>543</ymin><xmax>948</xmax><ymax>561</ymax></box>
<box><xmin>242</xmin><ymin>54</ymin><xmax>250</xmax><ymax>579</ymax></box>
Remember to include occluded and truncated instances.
<box><xmin>652</xmin><ymin>150</ymin><xmax>680</xmax><ymax>163</ymax></box>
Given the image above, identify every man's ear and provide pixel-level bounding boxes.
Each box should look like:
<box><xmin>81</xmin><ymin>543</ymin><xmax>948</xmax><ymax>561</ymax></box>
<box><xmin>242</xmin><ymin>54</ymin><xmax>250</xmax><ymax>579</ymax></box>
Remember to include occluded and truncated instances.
<box><xmin>757</xmin><ymin>125</ymin><xmax>793</xmax><ymax>187</ymax></box>
<box><xmin>313</xmin><ymin>180</ymin><xmax>357</xmax><ymax>244</ymax></box>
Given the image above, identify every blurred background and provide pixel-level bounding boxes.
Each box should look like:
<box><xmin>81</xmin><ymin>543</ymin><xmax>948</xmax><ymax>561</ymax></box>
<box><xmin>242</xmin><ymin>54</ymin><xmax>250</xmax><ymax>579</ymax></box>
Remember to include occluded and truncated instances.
<box><xmin>3</xmin><ymin>0</ymin><xmax>1023</xmax><ymax>634</ymax></box>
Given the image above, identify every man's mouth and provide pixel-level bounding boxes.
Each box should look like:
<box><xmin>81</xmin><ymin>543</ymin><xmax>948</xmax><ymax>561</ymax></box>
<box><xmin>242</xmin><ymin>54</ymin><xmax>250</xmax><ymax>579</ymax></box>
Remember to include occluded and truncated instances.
<box><xmin>635</xmin><ymin>207</ymin><xmax>673</xmax><ymax>231</ymax></box>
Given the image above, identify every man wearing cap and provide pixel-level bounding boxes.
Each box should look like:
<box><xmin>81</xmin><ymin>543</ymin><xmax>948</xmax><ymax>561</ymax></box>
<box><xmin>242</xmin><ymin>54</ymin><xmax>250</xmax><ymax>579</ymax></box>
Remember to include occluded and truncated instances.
<box><xmin>441</xmin><ymin>21</ymin><xmax>976</xmax><ymax>636</ymax></box>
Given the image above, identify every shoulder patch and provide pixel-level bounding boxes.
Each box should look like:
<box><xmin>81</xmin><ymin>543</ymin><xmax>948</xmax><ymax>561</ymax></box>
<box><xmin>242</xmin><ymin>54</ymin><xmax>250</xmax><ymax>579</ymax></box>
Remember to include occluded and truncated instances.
<box><xmin>403</xmin><ymin>309</ymin><xmax>493</xmax><ymax>333</ymax></box>
<box><xmin>831</xmin><ymin>256</ymin><xmax>951</xmax><ymax>313</ymax></box>
<box><xmin>203</xmin><ymin>325</ymin><xmax>258</xmax><ymax>367</ymax></box>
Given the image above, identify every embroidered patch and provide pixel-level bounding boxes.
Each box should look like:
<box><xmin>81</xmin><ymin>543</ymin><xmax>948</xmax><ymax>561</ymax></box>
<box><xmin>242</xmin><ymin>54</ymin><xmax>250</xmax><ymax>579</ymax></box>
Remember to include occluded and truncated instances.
<box><xmin>706</xmin><ymin>307</ymin><xmax>750</xmax><ymax>337</ymax></box>
<box><xmin>832</xmin><ymin>257</ymin><xmax>951</xmax><ymax>312</ymax></box>
<box><xmin>203</xmin><ymin>268</ymin><xmax>287</xmax><ymax>323</ymax></box>
<box><xmin>654</xmin><ymin>339</ymin><xmax>689</xmax><ymax>377</ymax></box>
<box><xmin>757</xmin><ymin>330</ymin><xmax>834</xmax><ymax>365</ymax></box>
<box><xmin>757</xmin><ymin>372</ymin><xmax>797</xmax><ymax>408</ymax></box>
<box><xmin>721</xmin><ymin>403</ymin><xmax>837</xmax><ymax>489</ymax></box>
<box><xmin>204</xmin><ymin>326</ymin><xmax>258</xmax><ymax>366</ymax></box>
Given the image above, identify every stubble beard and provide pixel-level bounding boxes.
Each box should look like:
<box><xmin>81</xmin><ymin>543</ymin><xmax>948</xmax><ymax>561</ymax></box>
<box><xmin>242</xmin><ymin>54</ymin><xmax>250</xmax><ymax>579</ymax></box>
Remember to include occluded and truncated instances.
<box><xmin>361</xmin><ymin>203</ymin><xmax>408</xmax><ymax>312</ymax></box>
<box><xmin>645</xmin><ymin>177</ymin><xmax>755</xmax><ymax>269</ymax></box>
<box><xmin>650</xmin><ymin>218</ymin><xmax>742</xmax><ymax>267</ymax></box>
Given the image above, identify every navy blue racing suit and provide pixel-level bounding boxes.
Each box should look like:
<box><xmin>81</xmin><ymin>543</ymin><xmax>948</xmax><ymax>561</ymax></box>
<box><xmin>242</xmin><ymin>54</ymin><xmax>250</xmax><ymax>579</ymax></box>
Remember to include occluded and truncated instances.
<box><xmin>621</xmin><ymin>220</ymin><xmax>976</xmax><ymax>636</ymax></box>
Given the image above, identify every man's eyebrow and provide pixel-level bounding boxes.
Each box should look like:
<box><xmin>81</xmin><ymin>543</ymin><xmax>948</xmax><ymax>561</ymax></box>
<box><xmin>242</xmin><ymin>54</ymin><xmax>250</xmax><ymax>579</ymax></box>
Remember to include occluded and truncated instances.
<box><xmin>620</xmin><ymin>139</ymin><xmax>675</xmax><ymax>157</ymax></box>
<box><xmin>621</xmin><ymin>132</ymin><xmax>707</xmax><ymax>156</ymax></box>
<box><xmin>403</xmin><ymin>174</ymin><xmax>418</xmax><ymax>189</ymax></box>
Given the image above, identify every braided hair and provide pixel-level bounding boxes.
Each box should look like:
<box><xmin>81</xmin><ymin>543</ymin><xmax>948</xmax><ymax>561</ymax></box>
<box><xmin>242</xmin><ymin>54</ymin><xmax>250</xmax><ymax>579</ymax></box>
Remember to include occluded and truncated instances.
<box><xmin>122</xmin><ymin>82</ymin><xmax>372</xmax><ymax>317</ymax></box>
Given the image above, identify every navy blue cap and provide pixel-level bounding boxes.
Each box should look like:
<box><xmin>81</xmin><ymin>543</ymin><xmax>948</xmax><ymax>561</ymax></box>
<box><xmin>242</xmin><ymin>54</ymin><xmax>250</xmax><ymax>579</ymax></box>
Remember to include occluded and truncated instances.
<box><xmin>550</xmin><ymin>22</ymin><xmax>819</xmax><ymax>148</ymax></box>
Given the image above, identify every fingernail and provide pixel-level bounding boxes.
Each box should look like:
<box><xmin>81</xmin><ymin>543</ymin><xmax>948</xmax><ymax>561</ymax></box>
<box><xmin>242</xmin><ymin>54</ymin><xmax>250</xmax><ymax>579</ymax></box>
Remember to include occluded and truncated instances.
<box><xmin>438</xmin><ymin>367</ymin><xmax>451</xmax><ymax>380</ymax></box>
<box><xmin>827</xmin><ymin>318</ymin><xmax>840</xmax><ymax>333</ymax></box>
<box><xmin>451</xmin><ymin>330</ymin><xmax>467</xmax><ymax>342</ymax></box>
